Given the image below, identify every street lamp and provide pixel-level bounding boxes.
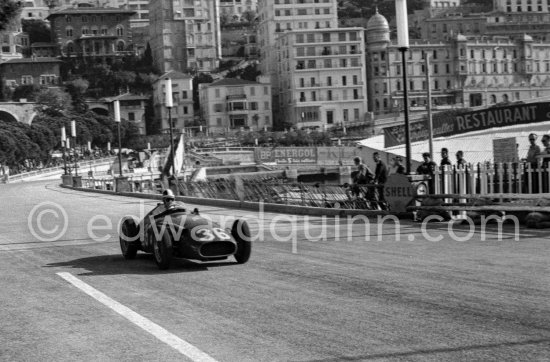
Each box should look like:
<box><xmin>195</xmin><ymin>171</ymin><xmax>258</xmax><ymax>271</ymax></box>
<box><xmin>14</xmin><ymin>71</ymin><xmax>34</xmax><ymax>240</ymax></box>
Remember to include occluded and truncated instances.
<box><xmin>61</xmin><ymin>126</ymin><xmax>67</xmax><ymax>175</ymax></box>
<box><xmin>71</xmin><ymin>120</ymin><xmax>78</xmax><ymax>176</ymax></box>
<box><xmin>396</xmin><ymin>0</ymin><xmax>412</xmax><ymax>174</ymax></box>
<box><xmin>113</xmin><ymin>100</ymin><xmax>123</xmax><ymax>177</ymax></box>
<box><xmin>165</xmin><ymin>77</ymin><xmax>176</xmax><ymax>177</ymax></box>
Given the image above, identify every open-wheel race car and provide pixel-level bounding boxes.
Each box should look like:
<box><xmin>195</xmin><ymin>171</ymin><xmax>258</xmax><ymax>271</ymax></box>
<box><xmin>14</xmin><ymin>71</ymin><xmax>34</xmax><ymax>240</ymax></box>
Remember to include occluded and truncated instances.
<box><xmin>118</xmin><ymin>198</ymin><xmax>251</xmax><ymax>270</ymax></box>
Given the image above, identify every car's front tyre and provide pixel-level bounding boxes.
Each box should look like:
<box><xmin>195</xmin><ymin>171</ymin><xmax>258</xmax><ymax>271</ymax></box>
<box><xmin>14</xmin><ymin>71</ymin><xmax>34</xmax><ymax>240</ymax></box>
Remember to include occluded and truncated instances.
<box><xmin>232</xmin><ymin>219</ymin><xmax>251</xmax><ymax>264</ymax></box>
<box><xmin>120</xmin><ymin>217</ymin><xmax>139</xmax><ymax>259</ymax></box>
<box><xmin>153</xmin><ymin>231</ymin><xmax>173</xmax><ymax>270</ymax></box>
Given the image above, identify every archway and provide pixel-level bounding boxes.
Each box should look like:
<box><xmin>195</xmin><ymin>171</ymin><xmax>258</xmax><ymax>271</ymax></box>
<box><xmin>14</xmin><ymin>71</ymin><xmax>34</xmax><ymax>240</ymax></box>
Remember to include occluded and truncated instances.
<box><xmin>0</xmin><ymin>110</ymin><xmax>19</xmax><ymax>123</ymax></box>
<box><xmin>90</xmin><ymin>107</ymin><xmax>109</xmax><ymax>116</ymax></box>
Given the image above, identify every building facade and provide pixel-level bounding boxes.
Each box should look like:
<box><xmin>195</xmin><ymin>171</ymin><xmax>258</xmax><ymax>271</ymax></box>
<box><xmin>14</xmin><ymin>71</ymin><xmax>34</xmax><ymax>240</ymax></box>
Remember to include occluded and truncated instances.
<box><xmin>199</xmin><ymin>77</ymin><xmax>272</xmax><ymax>134</ymax></box>
<box><xmin>21</xmin><ymin>0</ymin><xmax>51</xmax><ymax>20</ymax></box>
<box><xmin>220</xmin><ymin>0</ymin><xmax>258</xmax><ymax>20</ymax></box>
<box><xmin>104</xmin><ymin>94</ymin><xmax>149</xmax><ymax>135</ymax></box>
<box><xmin>149</xmin><ymin>0</ymin><xmax>221</xmax><ymax>74</ymax></box>
<box><xmin>276</xmin><ymin>27</ymin><xmax>367</xmax><ymax>128</ymax></box>
<box><xmin>0</xmin><ymin>58</ymin><xmax>62</xmax><ymax>89</ymax></box>
<box><xmin>152</xmin><ymin>70</ymin><xmax>194</xmax><ymax>133</ymax></box>
<box><xmin>366</xmin><ymin>11</ymin><xmax>550</xmax><ymax>117</ymax></box>
<box><xmin>494</xmin><ymin>0</ymin><xmax>550</xmax><ymax>13</ymax></box>
<box><xmin>46</xmin><ymin>7</ymin><xmax>136</xmax><ymax>60</ymax></box>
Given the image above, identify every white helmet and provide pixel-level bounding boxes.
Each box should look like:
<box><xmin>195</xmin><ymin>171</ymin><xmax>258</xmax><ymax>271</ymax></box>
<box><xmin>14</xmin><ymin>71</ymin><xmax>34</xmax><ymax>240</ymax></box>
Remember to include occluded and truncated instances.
<box><xmin>162</xmin><ymin>189</ymin><xmax>175</xmax><ymax>201</ymax></box>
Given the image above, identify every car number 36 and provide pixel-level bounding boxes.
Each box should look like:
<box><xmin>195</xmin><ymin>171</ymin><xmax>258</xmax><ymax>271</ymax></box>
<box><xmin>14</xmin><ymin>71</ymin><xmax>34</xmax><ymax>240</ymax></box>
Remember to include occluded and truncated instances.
<box><xmin>194</xmin><ymin>228</ymin><xmax>231</xmax><ymax>241</ymax></box>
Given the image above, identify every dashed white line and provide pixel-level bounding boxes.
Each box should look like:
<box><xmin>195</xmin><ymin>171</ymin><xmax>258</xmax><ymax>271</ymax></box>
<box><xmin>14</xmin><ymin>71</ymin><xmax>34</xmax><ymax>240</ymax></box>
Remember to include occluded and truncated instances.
<box><xmin>57</xmin><ymin>272</ymin><xmax>219</xmax><ymax>362</ymax></box>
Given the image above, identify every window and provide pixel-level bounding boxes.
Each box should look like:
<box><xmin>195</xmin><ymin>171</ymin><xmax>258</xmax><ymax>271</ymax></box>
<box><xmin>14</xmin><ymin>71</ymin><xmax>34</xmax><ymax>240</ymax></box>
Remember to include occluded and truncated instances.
<box><xmin>214</xmin><ymin>103</ymin><xmax>223</xmax><ymax>112</ymax></box>
<box><xmin>327</xmin><ymin>90</ymin><xmax>332</xmax><ymax>101</ymax></box>
<box><xmin>327</xmin><ymin>76</ymin><xmax>332</xmax><ymax>86</ymax></box>
<box><xmin>349</xmin><ymin>32</ymin><xmax>357</xmax><ymax>41</ymax></box>
<box><xmin>433</xmin><ymin>64</ymin><xmax>438</xmax><ymax>74</ymax></box>
<box><xmin>116</xmin><ymin>27</ymin><xmax>124</xmax><ymax>36</ymax></box>
<box><xmin>250</xmin><ymin>102</ymin><xmax>258</xmax><ymax>110</ymax></box>
<box><xmin>82</xmin><ymin>16</ymin><xmax>88</xmax><ymax>22</ymax></box>
<box><xmin>264</xmin><ymin>101</ymin><xmax>269</xmax><ymax>110</ymax></box>
<box><xmin>343</xmin><ymin>109</ymin><xmax>349</xmax><ymax>122</ymax></box>
<box><xmin>354</xmin><ymin>109</ymin><xmax>359</xmax><ymax>121</ymax></box>
<box><xmin>342</xmin><ymin>76</ymin><xmax>347</xmax><ymax>86</ymax></box>
<box><xmin>300</xmin><ymin>78</ymin><xmax>305</xmax><ymax>87</ymax></box>
<box><xmin>216</xmin><ymin>118</ymin><xmax>222</xmax><ymax>126</ymax></box>
<box><xmin>250</xmin><ymin>87</ymin><xmax>255</xmax><ymax>96</ymax></box>
<box><xmin>128</xmin><ymin>112</ymin><xmax>135</xmax><ymax>121</ymax></box>
<box><xmin>66</xmin><ymin>27</ymin><xmax>73</xmax><ymax>37</ymax></box>
<box><xmin>182</xmin><ymin>91</ymin><xmax>188</xmax><ymax>99</ymax></box>
<box><xmin>353</xmin><ymin>75</ymin><xmax>358</xmax><ymax>85</ymax></box>
<box><xmin>215</xmin><ymin>89</ymin><xmax>220</xmax><ymax>98</ymax></box>
<box><xmin>353</xmin><ymin>89</ymin><xmax>359</xmax><ymax>99</ymax></box>
<box><xmin>21</xmin><ymin>75</ymin><xmax>32</xmax><ymax>85</ymax></box>
<box><xmin>183</xmin><ymin>106</ymin><xmax>188</xmax><ymax>114</ymax></box>
<box><xmin>339</xmin><ymin>32</ymin><xmax>346</xmax><ymax>41</ymax></box>
<box><xmin>264</xmin><ymin>86</ymin><xmax>269</xmax><ymax>95</ymax></box>
<box><xmin>324</xmin><ymin>59</ymin><xmax>331</xmax><ymax>68</ymax></box>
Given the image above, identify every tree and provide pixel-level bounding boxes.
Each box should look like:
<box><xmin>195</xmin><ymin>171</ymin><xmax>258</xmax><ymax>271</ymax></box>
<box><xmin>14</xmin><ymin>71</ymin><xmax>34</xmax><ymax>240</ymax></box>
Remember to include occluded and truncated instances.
<box><xmin>21</xmin><ymin>19</ymin><xmax>51</xmax><ymax>44</ymax></box>
<box><xmin>35</xmin><ymin>88</ymin><xmax>73</xmax><ymax>117</ymax></box>
<box><xmin>241</xmin><ymin>10</ymin><xmax>257</xmax><ymax>24</ymax></box>
<box><xmin>192</xmin><ymin>73</ymin><xmax>214</xmax><ymax>110</ymax></box>
<box><xmin>0</xmin><ymin>0</ymin><xmax>22</xmax><ymax>32</ymax></box>
<box><xmin>11</xmin><ymin>84</ymin><xmax>42</xmax><ymax>101</ymax></box>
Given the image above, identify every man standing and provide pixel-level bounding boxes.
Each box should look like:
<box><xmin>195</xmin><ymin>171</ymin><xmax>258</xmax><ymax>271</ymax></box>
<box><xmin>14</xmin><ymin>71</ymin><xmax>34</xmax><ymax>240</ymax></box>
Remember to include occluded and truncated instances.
<box><xmin>393</xmin><ymin>156</ymin><xmax>406</xmax><ymax>175</ymax></box>
<box><xmin>440</xmin><ymin>148</ymin><xmax>452</xmax><ymax>167</ymax></box>
<box><xmin>373</xmin><ymin>152</ymin><xmax>388</xmax><ymax>185</ymax></box>
<box><xmin>456</xmin><ymin>150</ymin><xmax>467</xmax><ymax>167</ymax></box>
<box><xmin>526</xmin><ymin>133</ymin><xmax>541</xmax><ymax>164</ymax></box>
<box><xmin>352</xmin><ymin>156</ymin><xmax>373</xmax><ymax>185</ymax></box>
<box><xmin>416</xmin><ymin>152</ymin><xmax>437</xmax><ymax>176</ymax></box>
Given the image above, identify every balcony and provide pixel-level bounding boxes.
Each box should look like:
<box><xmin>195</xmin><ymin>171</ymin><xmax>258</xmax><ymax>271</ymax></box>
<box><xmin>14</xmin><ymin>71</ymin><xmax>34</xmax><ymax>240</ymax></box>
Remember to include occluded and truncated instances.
<box><xmin>226</xmin><ymin>94</ymin><xmax>246</xmax><ymax>100</ymax></box>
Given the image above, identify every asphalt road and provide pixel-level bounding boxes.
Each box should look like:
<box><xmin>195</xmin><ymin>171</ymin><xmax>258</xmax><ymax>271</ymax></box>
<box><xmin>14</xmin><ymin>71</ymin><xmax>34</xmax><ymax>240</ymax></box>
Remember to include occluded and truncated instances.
<box><xmin>1</xmin><ymin>181</ymin><xmax>550</xmax><ymax>362</ymax></box>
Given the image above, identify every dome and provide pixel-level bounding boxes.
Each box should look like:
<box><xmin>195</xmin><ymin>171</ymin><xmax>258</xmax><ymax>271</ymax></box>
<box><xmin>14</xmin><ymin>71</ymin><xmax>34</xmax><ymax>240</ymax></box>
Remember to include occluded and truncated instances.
<box><xmin>366</xmin><ymin>9</ymin><xmax>389</xmax><ymax>32</ymax></box>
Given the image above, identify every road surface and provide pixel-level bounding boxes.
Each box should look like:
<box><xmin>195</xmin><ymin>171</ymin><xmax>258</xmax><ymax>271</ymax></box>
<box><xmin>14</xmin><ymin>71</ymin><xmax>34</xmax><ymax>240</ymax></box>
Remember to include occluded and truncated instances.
<box><xmin>1</xmin><ymin>181</ymin><xmax>549</xmax><ymax>361</ymax></box>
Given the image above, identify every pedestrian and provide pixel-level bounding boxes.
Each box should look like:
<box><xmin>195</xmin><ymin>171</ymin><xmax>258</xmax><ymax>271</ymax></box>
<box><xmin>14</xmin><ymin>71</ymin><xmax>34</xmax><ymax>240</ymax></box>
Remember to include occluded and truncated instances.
<box><xmin>372</xmin><ymin>152</ymin><xmax>388</xmax><ymax>185</ymax></box>
<box><xmin>440</xmin><ymin>147</ymin><xmax>452</xmax><ymax>167</ymax></box>
<box><xmin>416</xmin><ymin>152</ymin><xmax>437</xmax><ymax>176</ymax></box>
<box><xmin>541</xmin><ymin>134</ymin><xmax>550</xmax><ymax>154</ymax></box>
<box><xmin>456</xmin><ymin>150</ymin><xmax>467</xmax><ymax>167</ymax></box>
<box><xmin>393</xmin><ymin>156</ymin><xmax>406</xmax><ymax>175</ymax></box>
<box><xmin>526</xmin><ymin>133</ymin><xmax>541</xmax><ymax>164</ymax></box>
<box><xmin>352</xmin><ymin>156</ymin><xmax>373</xmax><ymax>185</ymax></box>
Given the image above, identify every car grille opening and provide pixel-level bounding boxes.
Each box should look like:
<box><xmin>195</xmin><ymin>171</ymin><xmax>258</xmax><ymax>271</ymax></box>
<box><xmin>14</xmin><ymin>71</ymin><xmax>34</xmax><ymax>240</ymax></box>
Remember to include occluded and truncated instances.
<box><xmin>200</xmin><ymin>242</ymin><xmax>236</xmax><ymax>257</ymax></box>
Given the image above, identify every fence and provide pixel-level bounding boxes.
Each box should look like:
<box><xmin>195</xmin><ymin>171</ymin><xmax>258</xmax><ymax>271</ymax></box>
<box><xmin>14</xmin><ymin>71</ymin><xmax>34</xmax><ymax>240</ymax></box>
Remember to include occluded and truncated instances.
<box><xmin>433</xmin><ymin>162</ymin><xmax>550</xmax><ymax>197</ymax></box>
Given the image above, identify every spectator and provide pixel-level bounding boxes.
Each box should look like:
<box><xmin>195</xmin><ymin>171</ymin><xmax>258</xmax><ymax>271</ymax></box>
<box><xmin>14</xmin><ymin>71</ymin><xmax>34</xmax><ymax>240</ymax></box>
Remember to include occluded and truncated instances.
<box><xmin>526</xmin><ymin>133</ymin><xmax>541</xmax><ymax>164</ymax></box>
<box><xmin>372</xmin><ymin>152</ymin><xmax>388</xmax><ymax>184</ymax></box>
<box><xmin>393</xmin><ymin>156</ymin><xmax>406</xmax><ymax>175</ymax></box>
<box><xmin>416</xmin><ymin>152</ymin><xmax>437</xmax><ymax>176</ymax></box>
<box><xmin>352</xmin><ymin>156</ymin><xmax>374</xmax><ymax>185</ymax></box>
<box><xmin>456</xmin><ymin>150</ymin><xmax>467</xmax><ymax>167</ymax></box>
<box><xmin>440</xmin><ymin>148</ymin><xmax>452</xmax><ymax>167</ymax></box>
<box><xmin>541</xmin><ymin>135</ymin><xmax>550</xmax><ymax>154</ymax></box>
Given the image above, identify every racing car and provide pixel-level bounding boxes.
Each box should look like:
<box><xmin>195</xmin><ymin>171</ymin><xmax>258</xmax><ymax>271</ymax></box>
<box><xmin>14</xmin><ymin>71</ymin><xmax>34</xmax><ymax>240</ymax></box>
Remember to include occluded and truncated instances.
<box><xmin>118</xmin><ymin>201</ymin><xmax>251</xmax><ymax>270</ymax></box>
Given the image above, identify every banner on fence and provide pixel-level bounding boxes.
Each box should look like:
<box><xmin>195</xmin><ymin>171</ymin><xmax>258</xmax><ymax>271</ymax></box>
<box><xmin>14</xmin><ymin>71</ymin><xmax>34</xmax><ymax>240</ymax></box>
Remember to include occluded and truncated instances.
<box><xmin>493</xmin><ymin>137</ymin><xmax>519</xmax><ymax>163</ymax></box>
<box><xmin>384</xmin><ymin>102</ymin><xmax>550</xmax><ymax>147</ymax></box>
<box><xmin>254</xmin><ymin>147</ymin><xmax>318</xmax><ymax>164</ymax></box>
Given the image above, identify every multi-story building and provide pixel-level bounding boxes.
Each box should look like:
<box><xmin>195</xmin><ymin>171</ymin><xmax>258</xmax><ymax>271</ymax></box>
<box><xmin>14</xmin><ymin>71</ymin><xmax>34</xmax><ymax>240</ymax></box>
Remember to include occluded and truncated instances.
<box><xmin>0</xmin><ymin>57</ymin><xmax>62</xmax><ymax>89</ymax></box>
<box><xmin>257</xmin><ymin>0</ymin><xmax>339</xmax><ymax>127</ymax></box>
<box><xmin>152</xmin><ymin>70</ymin><xmax>194</xmax><ymax>133</ymax></box>
<box><xmin>0</xmin><ymin>30</ymin><xmax>29</xmax><ymax>62</ymax></box>
<box><xmin>20</xmin><ymin>0</ymin><xmax>52</xmax><ymax>20</ymax></box>
<box><xmin>103</xmin><ymin>94</ymin><xmax>149</xmax><ymax>135</ymax></box>
<box><xmin>366</xmin><ymin>11</ymin><xmax>550</xmax><ymax>117</ymax></box>
<box><xmin>429</xmin><ymin>0</ymin><xmax>461</xmax><ymax>7</ymax></box>
<box><xmin>46</xmin><ymin>6</ymin><xmax>136</xmax><ymax>60</ymax></box>
<box><xmin>493</xmin><ymin>0</ymin><xmax>550</xmax><ymax>12</ymax></box>
<box><xmin>199</xmin><ymin>76</ymin><xmax>272</xmax><ymax>134</ymax></box>
<box><xmin>149</xmin><ymin>0</ymin><xmax>221</xmax><ymax>74</ymax></box>
<box><xmin>276</xmin><ymin>27</ymin><xmax>367</xmax><ymax>128</ymax></box>
<box><xmin>220</xmin><ymin>0</ymin><xmax>258</xmax><ymax>20</ymax></box>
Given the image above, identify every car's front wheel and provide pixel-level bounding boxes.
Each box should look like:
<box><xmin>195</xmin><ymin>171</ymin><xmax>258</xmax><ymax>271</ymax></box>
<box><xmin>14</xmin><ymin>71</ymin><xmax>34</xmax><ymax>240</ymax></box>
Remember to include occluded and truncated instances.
<box><xmin>120</xmin><ymin>217</ymin><xmax>139</xmax><ymax>259</ymax></box>
<box><xmin>153</xmin><ymin>231</ymin><xmax>173</xmax><ymax>270</ymax></box>
<box><xmin>232</xmin><ymin>219</ymin><xmax>251</xmax><ymax>264</ymax></box>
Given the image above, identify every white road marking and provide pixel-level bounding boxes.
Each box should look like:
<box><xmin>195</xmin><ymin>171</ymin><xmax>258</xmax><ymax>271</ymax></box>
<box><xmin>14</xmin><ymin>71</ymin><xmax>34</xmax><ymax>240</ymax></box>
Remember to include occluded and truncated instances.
<box><xmin>56</xmin><ymin>272</ymin><xmax>219</xmax><ymax>362</ymax></box>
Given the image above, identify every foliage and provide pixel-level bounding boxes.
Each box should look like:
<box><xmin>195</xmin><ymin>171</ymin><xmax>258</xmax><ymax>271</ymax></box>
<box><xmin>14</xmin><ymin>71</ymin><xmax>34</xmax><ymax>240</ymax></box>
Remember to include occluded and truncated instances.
<box><xmin>34</xmin><ymin>88</ymin><xmax>73</xmax><ymax>117</ymax></box>
<box><xmin>0</xmin><ymin>0</ymin><xmax>22</xmax><ymax>32</ymax></box>
<box><xmin>236</xmin><ymin>130</ymin><xmax>332</xmax><ymax>147</ymax></box>
<box><xmin>11</xmin><ymin>84</ymin><xmax>42</xmax><ymax>101</ymax></box>
<box><xmin>21</xmin><ymin>19</ymin><xmax>51</xmax><ymax>44</ymax></box>
<box><xmin>192</xmin><ymin>73</ymin><xmax>214</xmax><ymax>110</ymax></box>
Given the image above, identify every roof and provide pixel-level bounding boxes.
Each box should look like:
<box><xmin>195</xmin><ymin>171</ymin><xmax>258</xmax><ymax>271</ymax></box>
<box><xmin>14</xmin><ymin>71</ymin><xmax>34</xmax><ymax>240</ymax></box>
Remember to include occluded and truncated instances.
<box><xmin>208</xmin><ymin>78</ymin><xmax>260</xmax><ymax>87</ymax></box>
<box><xmin>47</xmin><ymin>7</ymin><xmax>135</xmax><ymax>19</ymax></box>
<box><xmin>359</xmin><ymin>121</ymin><xmax>550</xmax><ymax>165</ymax></box>
<box><xmin>366</xmin><ymin>10</ymin><xmax>389</xmax><ymax>32</ymax></box>
<box><xmin>157</xmin><ymin>70</ymin><xmax>193</xmax><ymax>81</ymax></box>
<box><xmin>1</xmin><ymin>57</ymin><xmax>62</xmax><ymax>64</ymax></box>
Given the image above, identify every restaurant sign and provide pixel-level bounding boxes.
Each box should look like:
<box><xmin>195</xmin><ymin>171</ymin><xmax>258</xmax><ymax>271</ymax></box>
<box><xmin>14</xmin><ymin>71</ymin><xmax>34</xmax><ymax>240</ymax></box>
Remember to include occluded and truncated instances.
<box><xmin>383</xmin><ymin>102</ymin><xmax>550</xmax><ymax>147</ymax></box>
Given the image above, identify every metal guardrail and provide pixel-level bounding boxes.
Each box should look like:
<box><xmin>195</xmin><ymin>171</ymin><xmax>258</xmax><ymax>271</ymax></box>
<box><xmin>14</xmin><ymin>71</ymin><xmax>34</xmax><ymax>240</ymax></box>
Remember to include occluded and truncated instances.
<box><xmin>6</xmin><ymin>157</ymin><xmax>117</xmax><ymax>182</ymax></box>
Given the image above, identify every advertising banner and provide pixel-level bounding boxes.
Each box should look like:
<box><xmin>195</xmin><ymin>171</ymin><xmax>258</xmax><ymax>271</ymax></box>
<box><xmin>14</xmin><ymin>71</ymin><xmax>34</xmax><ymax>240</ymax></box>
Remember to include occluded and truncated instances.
<box><xmin>384</xmin><ymin>102</ymin><xmax>550</xmax><ymax>147</ymax></box>
<box><xmin>254</xmin><ymin>147</ymin><xmax>317</xmax><ymax>164</ymax></box>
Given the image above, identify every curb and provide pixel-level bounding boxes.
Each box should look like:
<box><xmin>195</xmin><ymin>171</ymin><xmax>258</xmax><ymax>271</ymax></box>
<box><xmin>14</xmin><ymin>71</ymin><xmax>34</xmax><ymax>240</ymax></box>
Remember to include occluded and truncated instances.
<box><xmin>60</xmin><ymin>184</ymin><xmax>409</xmax><ymax>218</ymax></box>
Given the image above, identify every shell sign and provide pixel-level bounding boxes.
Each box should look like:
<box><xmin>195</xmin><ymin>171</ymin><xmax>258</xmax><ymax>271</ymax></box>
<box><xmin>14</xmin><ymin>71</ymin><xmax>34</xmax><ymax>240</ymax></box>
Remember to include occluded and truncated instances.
<box><xmin>384</xmin><ymin>174</ymin><xmax>414</xmax><ymax>213</ymax></box>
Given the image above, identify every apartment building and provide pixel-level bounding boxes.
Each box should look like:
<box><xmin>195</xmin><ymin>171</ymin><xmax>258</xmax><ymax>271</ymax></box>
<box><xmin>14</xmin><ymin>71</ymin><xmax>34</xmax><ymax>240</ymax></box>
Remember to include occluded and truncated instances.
<box><xmin>276</xmin><ymin>27</ymin><xmax>367</xmax><ymax>128</ymax></box>
<box><xmin>152</xmin><ymin>70</ymin><xmax>194</xmax><ymax>133</ymax></box>
<box><xmin>494</xmin><ymin>0</ymin><xmax>550</xmax><ymax>12</ymax></box>
<box><xmin>20</xmin><ymin>0</ymin><xmax>51</xmax><ymax>20</ymax></box>
<box><xmin>199</xmin><ymin>77</ymin><xmax>272</xmax><ymax>134</ymax></box>
<box><xmin>149</xmin><ymin>0</ymin><xmax>221</xmax><ymax>73</ymax></box>
<box><xmin>46</xmin><ymin>7</ymin><xmax>136</xmax><ymax>59</ymax></box>
<box><xmin>220</xmin><ymin>0</ymin><xmax>258</xmax><ymax>19</ymax></box>
<box><xmin>366</xmin><ymin>11</ymin><xmax>550</xmax><ymax>116</ymax></box>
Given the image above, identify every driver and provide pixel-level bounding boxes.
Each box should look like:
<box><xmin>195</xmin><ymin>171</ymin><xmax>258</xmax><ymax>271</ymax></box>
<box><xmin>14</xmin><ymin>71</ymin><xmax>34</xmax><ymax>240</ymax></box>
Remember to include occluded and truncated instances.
<box><xmin>162</xmin><ymin>189</ymin><xmax>178</xmax><ymax>210</ymax></box>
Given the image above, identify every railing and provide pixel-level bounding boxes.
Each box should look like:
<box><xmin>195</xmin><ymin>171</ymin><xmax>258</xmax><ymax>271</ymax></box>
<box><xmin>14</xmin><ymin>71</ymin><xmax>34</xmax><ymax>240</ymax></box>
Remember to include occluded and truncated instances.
<box><xmin>6</xmin><ymin>156</ymin><xmax>117</xmax><ymax>182</ymax></box>
<box><xmin>433</xmin><ymin>161</ymin><xmax>550</xmax><ymax>197</ymax></box>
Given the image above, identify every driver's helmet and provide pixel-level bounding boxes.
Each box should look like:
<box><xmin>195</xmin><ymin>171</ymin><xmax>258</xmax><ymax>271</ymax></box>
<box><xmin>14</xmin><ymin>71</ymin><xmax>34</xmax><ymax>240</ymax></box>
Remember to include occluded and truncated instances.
<box><xmin>162</xmin><ymin>189</ymin><xmax>175</xmax><ymax>201</ymax></box>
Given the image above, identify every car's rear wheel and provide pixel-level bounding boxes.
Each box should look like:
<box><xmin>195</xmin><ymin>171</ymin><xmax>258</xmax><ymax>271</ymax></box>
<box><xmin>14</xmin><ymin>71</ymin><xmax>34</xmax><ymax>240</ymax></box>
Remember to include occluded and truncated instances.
<box><xmin>120</xmin><ymin>217</ymin><xmax>139</xmax><ymax>259</ymax></box>
<box><xmin>153</xmin><ymin>231</ymin><xmax>173</xmax><ymax>270</ymax></box>
<box><xmin>232</xmin><ymin>219</ymin><xmax>251</xmax><ymax>264</ymax></box>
